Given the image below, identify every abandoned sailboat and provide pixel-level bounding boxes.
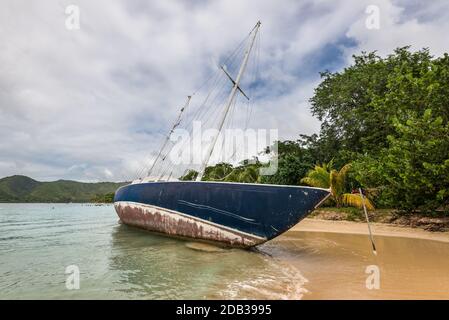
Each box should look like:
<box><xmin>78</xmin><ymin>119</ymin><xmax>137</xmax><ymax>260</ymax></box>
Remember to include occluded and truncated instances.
<box><xmin>114</xmin><ymin>21</ymin><xmax>330</xmax><ymax>247</ymax></box>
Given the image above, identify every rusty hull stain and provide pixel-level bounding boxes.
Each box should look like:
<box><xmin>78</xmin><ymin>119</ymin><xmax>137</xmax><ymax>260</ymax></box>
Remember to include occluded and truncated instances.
<box><xmin>114</xmin><ymin>202</ymin><xmax>265</xmax><ymax>248</ymax></box>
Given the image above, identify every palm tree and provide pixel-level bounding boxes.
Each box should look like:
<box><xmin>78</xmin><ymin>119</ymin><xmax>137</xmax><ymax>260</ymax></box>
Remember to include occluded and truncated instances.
<box><xmin>301</xmin><ymin>163</ymin><xmax>375</xmax><ymax>210</ymax></box>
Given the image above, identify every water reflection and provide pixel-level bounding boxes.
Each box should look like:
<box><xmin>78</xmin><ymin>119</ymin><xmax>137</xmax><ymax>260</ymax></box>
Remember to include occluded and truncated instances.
<box><xmin>109</xmin><ymin>224</ymin><xmax>308</xmax><ymax>299</ymax></box>
<box><xmin>2</xmin><ymin>204</ymin><xmax>448</xmax><ymax>300</ymax></box>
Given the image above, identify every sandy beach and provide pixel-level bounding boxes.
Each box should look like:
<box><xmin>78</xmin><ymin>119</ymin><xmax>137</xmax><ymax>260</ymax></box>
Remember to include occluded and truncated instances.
<box><xmin>268</xmin><ymin>218</ymin><xmax>449</xmax><ymax>299</ymax></box>
<box><xmin>292</xmin><ymin>218</ymin><xmax>449</xmax><ymax>243</ymax></box>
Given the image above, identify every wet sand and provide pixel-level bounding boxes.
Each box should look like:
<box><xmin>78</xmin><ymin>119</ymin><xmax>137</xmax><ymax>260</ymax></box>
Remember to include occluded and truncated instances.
<box><xmin>266</xmin><ymin>218</ymin><xmax>449</xmax><ymax>299</ymax></box>
<box><xmin>2</xmin><ymin>204</ymin><xmax>448</xmax><ymax>300</ymax></box>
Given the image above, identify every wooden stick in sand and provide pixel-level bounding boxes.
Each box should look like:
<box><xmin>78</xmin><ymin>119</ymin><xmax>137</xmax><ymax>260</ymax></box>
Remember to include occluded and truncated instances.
<box><xmin>359</xmin><ymin>188</ymin><xmax>377</xmax><ymax>256</ymax></box>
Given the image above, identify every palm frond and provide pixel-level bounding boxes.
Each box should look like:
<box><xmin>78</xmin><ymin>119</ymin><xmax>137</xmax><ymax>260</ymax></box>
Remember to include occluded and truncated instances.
<box><xmin>329</xmin><ymin>169</ymin><xmax>339</xmax><ymax>195</ymax></box>
<box><xmin>338</xmin><ymin>163</ymin><xmax>352</xmax><ymax>177</ymax></box>
<box><xmin>332</xmin><ymin>163</ymin><xmax>352</xmax><ymax>200</ymax></box>
<box><xmin>301</xmin><ymin>177</ymin><xmax>326</xmax><ymax>188</ymax></box>
<box><xmin>300</xmin><ymin>164</ymin><xmax>330</xmax><ymax>188</ymax></box>
<box><xmin>341</xmin><ymin>193</ymin><xmax>375</xmax><ymax>210</ymax></box>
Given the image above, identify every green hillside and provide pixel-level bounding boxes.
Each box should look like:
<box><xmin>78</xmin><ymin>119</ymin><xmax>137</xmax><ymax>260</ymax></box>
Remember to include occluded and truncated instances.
<box><xmin>0</xmin><ymin>175</ymin><xmax>126</xmax><ymax>203</ymax></box>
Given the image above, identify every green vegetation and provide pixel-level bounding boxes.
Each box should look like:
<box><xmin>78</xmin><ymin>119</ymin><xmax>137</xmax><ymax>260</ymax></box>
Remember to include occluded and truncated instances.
<box><xmin>307</xmin><ymin>47</ymin><xmax>449</xmax><ymax>213</ymax></box>
<box><xmin>181</xmin><ymin>47</ymin><xmax>449</xmax><ymax>214</ymax></box>
<box><xmin>353</xmin><ymin>109</ymin><xmax>449</xmax><ymax>211</ymax></box>
<box><xmin>91</xmin><ymin>192</ymin><xmax>115</xmax><ymax>203</ymax></box>
<box><xmin>301</xmin><ymin>163</ymin><xmax>375</xmax><ymax>210</ymax></box>
<box><xmin>180</xmin><ymin>160</ymin><xmax>263</xmax><ymax>183</ymax></box>
<box><xmin>179</xmin><ymin>169</ymin><xmax>199</xmax><ymax>181</ymax></box>
<box><xmin>259</xmin><ymin>141</ymin><xmax>315</xmax><ymax>185</ymax></box>
<box><xmin>0</xmin><ymin>175</ymin><xmax>125</xmax><ymax>203</ymax></box>
<box><xmin>4</xmin><ymin>47</ymin><xmax>446</xmax><ymax>213</ymax></box>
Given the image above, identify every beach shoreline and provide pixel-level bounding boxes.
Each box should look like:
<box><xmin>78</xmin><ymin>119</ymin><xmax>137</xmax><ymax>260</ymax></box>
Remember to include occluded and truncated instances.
<box><xmin>280</xmin><ymin>219</ymin><xmax>449</xmax><ymax>300</ymax></box>
<box><xmin>292</xmin><ymin>218</ymin><xmax>449</xmax><ymax>243</ymax></box>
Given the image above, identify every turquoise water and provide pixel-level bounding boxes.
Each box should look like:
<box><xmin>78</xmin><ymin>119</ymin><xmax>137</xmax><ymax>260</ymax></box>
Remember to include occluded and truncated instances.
<box><xmin>2</xmin><ymin>203</ymin><xmax>449</xmax><ymax>299</ymax></box>
<box><xmin>0</xmin><ymin>203</ymin><xmax>306</xmax><ymax>299</ymax></box>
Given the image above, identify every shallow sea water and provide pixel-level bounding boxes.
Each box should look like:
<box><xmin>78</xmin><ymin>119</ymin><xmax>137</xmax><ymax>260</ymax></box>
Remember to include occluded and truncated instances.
<box><xmin>1</xmin><ymin>203</ymin><xmax>448</xmax><ymax>299</ymax></box>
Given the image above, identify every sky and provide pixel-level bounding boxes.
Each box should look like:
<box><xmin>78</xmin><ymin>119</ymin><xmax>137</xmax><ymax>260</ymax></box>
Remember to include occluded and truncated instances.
<box><xmin>1</xmin><ymin>0</ymin><xmax>449</xmax><ymax>182</ymax></box>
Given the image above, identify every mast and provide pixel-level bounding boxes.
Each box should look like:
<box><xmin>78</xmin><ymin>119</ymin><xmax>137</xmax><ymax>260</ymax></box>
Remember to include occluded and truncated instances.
<box><xmin>196</xmin><ymin>21</ymin><xmax>261</xmax><ymax>181</ymax></box>
<box><xmin>146</xmin><ymin>95</ymin><xmax>192</xmax><ymax>179</ymax></box>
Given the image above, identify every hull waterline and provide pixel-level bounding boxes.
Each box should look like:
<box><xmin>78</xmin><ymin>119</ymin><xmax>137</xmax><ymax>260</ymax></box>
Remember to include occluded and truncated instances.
<box><xmin>114</xmin><ymin>181</ymin><xmax>330</xmax><ymax>248</ymax></box>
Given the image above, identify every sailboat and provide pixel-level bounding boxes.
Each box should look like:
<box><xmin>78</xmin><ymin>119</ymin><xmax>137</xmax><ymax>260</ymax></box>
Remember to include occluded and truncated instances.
<box><xmin>114</xmin><ymin>21</ymin><xmax>330</xmax><ymax>248</ymax></box>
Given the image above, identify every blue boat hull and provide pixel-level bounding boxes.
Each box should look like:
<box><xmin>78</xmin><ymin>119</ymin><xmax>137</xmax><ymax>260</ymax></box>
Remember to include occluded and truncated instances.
<box><xmin>114</xmin><ymin>181</ymin><xmax>329</xmax><ymax>247</ymax></box>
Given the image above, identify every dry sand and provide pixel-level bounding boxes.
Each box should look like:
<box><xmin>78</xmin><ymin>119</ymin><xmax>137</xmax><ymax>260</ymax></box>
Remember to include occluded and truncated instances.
<box><xmin>292</xmin><ymin>218</ymin><xmax>449</xmax><ymax>243</ymax></box>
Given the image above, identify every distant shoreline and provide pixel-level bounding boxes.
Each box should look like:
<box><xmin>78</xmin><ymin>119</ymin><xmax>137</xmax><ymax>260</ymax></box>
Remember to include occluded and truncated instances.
<box><xmin>0</xmin><ymin>175</ymin><xmax>123</xmax><ymax>203</ymax></box>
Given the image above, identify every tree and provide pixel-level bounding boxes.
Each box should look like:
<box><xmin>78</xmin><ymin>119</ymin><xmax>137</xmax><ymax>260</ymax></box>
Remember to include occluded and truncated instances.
<box><xmin>179</xmin><ymin>160</ymin><xmax>261</xmax><ymax>183</ymax></box>
<box><xmin>301</xmin><ymin>163</ymin><xmax>375</xmax><ymax>210</ymax></box>
<box><xmin>306</xmin><ymin>48</ymin><xmax>449</xmax><ymax>165</ymax></box>
<box><xmin>202</xmin><ymin>163</ymin><xmax>234</xmax><ymax>181</ymax></box>
<box><xmin>260</xmin><ymin>140</ymin><xmax>315</xmax><ymax>185</ymax></box>
<box><xmin>305</xmin><ymin>47</ymin><xmax>449</xmax><ymax>212</ymax></box>
<box><xmin>179</xmin><ymin>169</ymin><xmax>198</xmax><ymax>181</ymax></box>
<box><xmin>354</xmin><ymin>109</ymin><xmax>449</xmax><ymax>212</ymax></box>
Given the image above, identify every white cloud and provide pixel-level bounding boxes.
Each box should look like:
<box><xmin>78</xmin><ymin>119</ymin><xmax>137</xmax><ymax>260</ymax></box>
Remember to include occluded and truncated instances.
<box><xmin>1</xmin><ymin>0</ymin><xmax>448</xmax><ymax>181</ymax></box>
<box><xmin>346</xmin><ymin>0</ymin><xmax>449</xmax><ymax>58</ymax></box>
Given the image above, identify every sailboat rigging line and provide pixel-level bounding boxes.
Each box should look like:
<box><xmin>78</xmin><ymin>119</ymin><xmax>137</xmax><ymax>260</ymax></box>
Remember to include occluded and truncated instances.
<box><xmin>139</xmin><ymin>72</ymin><xmax>226</xmax><ymax>181</ymax></box>
<box><xmin>191</xmin><ymin>65</ymin><xmax>222</xmax><ymax>97</ymax></box>
<box><xmin>183</xmin><ymin>71</ymin><xmax>226</xmax><ymax>130</ymax></box>
<box><xmin>191</xmin><ymin>76</ymin><xmax>229</xmax><ymax>126</ymax></box>
<box><xmin>185</xmin><ymin>72</ymin><xmax>222</xmax><ymax>124</ymax></box>
<box><xmin>189</xmin><ymin>42</ymin><xmax>247</xmax><ymax>125</ymax></box>
<box><xmin>190</xmin><ymin>31</ymin><xmax>249</xmax><ymax>97</ymax></box>
<box><xmin>197</xmin><ymin>86</ymin><xmax>229</xmax><ymax>133</ymax></box>
<box><xmin>221</xmin><ymin>66</ymin><xmax>250</xmax><ymax>100</ymax></box>
<box><xmin>134</xmin><ymin>95</ymin><xmax>192</xmax><ymax>182</ymax></box>
<box><xmin>196</xmin><ymin>21</ymin><xmax>261</xmax><ymax>181</ymax></box>
<box><xmin>134</xmin><ymin>22</ymin><xmax>261</xmax><ymax>182</ymax></box>
<box><xmin>160</xmin><ymin>86</ymin><xmax>228</xmax><ymax>179</ymax></box>
<box><xmin>178</xmin><ymin>29</ymin><xmax>252</xmax><ymax>177</ymax></box>
<box><xmin>134</xmin><ymin>59</ymin><xmax>229</xmax><ymax>180</ymax></box>
<box><xmin>184</xmin><ymin>31</ymin><xmax>249</xmax><ymax>125</ymax></box>
<box><xmin>171</xmin><ymin>36</ymin><xmax>245</xmax><ymax>129</ymax></box>
<box><xmin>114</xmin><ymin>21</ymin><xmax>334</xmax><ymax>249</ymax></box>
<box><xmin>218</xmin><ymin>95</ymin><xmax>236</xmax><ymax>164</ymax></box>
<box><xmin>146</xmin><ymin>95</ymin><xmax>192</xmax><ymax>178</ymax></box>
<box><xmin>220</xmin><ymin>33</ymin><xmax>251</xmax><ymax>73</ymax></box>
<box><xmin>224</xmin><ymin>95</ymin><xmax>239</xmax><ymax>163</ymax></box>
<box><xmin>245</xmin><ymin>31</ymin><xmax>260</xmax><ymax>130</ymax></box>
<box><xmin>243</xmin><ymin>31</ymin><xmax>260</xmax><ymax>131</ymax></box>
<box><xmin>162</xmin><ymin>75</ymin><xmax>229</xmax><ymax>172</ymax></box>
<box><xmin>226</xmin><ymin>32</ymin><xmax>259</xmax><ymax>162</ymax></box>
<box><xmin>133</xmin><ymin>116</ymin><xmax>181</xmax><ymax>182</ymax></box>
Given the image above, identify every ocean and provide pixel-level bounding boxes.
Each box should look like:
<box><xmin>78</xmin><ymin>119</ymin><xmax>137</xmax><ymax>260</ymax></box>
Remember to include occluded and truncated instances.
<box><xmin>1</xmin><ymin>203</ymin><xmax>449</xmax><ymax>299</ymax></box>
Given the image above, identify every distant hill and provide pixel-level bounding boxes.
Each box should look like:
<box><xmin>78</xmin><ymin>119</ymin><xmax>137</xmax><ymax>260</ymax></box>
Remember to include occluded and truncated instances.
<box><xmin>0</xmin><ymin>175</ymin><xmax>127</xmax><ymax>203</ymax></box>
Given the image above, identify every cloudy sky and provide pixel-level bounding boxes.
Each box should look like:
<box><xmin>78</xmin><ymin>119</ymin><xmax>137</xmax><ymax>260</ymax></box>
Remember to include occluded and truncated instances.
<box><xmin>1</xmin><ymin>0</ymin><xmax>449</xmax><ymax>182</ymax></box>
